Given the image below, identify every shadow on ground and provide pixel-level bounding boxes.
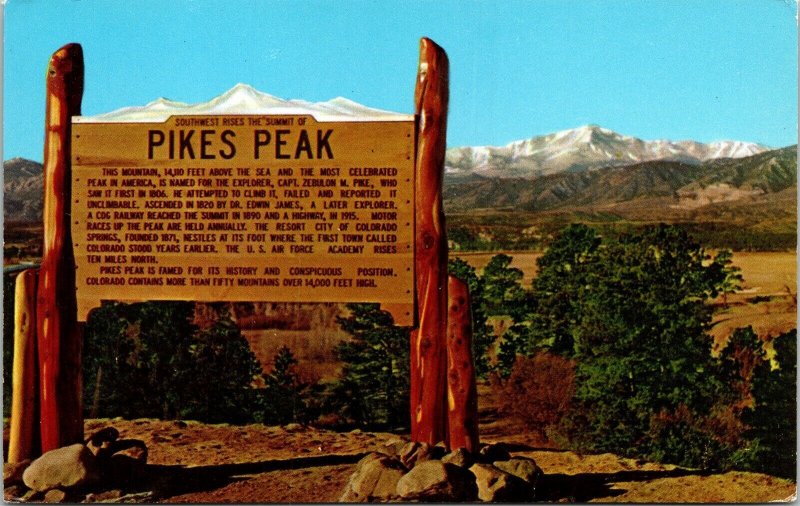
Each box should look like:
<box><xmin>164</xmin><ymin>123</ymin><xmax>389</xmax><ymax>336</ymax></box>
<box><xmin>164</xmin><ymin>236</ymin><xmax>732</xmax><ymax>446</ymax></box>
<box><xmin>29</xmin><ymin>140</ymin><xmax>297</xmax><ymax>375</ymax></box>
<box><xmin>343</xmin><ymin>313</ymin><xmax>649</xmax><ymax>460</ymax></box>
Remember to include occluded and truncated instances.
<box><xmin>141</xmin><ymin>453</ymin><xmax>366</xmax><ymax>500</ymax></box>
<box><xmin>536</xmin><ymin>467</ymin><xmax>715</xmax><ymax>502</ymax></box>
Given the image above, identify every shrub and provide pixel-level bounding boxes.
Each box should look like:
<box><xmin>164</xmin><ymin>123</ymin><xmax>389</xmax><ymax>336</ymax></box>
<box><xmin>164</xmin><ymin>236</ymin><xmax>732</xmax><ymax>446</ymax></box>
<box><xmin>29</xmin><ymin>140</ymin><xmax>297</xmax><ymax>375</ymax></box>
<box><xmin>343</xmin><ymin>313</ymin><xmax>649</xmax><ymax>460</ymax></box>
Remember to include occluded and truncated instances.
<box><xmin>499</xmin><ymin>352</ymin><xmax>575</xmax><ymax>441</ymax></box>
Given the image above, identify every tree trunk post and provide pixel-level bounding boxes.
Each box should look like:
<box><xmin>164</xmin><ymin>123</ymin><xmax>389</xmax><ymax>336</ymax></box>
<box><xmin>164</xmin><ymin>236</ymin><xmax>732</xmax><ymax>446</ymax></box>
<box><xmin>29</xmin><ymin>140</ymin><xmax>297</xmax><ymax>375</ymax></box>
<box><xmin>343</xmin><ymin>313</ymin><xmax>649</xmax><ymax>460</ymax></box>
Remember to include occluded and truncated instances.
<box><xmin>37</xmin><ymin>43</ymin><xmax>85</xmax><ymax>452</ymax></box>
<box><xmin>410</xmin><ymin>37</ymin><xmax>449</xmax><ymax>444</ymax></box>
<box><xmin>445</xmin><ymin>275</ymin><xmax>479</xmax><ymax>452</ymax></box>
<box><xmin>9</xmin><ymin>269</ymin><xmax>40</xmax><ymax>463</ymax></box>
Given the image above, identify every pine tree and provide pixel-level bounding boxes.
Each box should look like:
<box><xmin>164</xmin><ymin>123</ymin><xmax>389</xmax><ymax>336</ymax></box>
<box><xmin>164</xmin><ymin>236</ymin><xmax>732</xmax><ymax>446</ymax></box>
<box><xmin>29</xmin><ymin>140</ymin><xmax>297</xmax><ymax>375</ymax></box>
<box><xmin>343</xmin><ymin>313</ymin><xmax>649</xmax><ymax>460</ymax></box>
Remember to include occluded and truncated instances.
<box><xmin>331</xmin><ymin>304</ymin><xmax>410</xmax><ymax>428</ymax></box>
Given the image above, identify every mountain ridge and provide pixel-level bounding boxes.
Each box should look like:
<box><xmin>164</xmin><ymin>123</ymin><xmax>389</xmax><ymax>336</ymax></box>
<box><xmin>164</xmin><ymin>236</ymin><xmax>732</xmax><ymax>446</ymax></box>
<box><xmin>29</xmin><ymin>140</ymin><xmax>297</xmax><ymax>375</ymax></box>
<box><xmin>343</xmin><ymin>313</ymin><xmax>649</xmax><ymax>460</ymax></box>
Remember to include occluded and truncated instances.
<box><xmin>443</xmin><ymin>145</ymin><xmax>796</xmax><ymax>214</ymax></box>
<box><xmin>446</xmin><ymin>125</ymin><xmax>770</xmax><ymax>178</ymax></box>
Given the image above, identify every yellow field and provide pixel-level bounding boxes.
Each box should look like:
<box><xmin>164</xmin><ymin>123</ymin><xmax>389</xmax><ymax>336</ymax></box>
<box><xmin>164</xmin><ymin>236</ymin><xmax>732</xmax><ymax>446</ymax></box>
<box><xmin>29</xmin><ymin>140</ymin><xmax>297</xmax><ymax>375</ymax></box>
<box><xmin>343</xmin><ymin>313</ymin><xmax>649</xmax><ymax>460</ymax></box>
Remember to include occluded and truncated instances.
<box><xmin>453</xmin><ymin>250</ymin><xmax>797</xmax><ymax>344</ymax></box>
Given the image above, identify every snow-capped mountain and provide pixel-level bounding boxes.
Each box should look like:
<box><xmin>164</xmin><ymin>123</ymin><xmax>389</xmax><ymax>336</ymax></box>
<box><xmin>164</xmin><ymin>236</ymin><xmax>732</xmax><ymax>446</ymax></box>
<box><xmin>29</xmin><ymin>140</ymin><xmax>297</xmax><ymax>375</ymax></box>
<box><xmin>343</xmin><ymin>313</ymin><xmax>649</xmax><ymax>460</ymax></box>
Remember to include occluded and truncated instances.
<box><xmin>76</xmin><ymin>83</ymin><xmax>412</xmax><ymax>123</ymax></box>
<box><xmin>445</xmin><ymin>125</ymin><xmax>770</xmax><ymax>178</ymax></box>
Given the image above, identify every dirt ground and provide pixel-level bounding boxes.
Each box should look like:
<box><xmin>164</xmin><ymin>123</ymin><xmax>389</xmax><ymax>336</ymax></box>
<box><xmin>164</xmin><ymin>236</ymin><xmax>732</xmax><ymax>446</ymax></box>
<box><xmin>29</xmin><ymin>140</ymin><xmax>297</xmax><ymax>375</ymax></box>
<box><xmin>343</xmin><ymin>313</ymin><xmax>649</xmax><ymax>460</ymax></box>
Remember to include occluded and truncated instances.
<box><xmin>75</xmin><ymin>405</ymin><xmax>795</xmax><ymax>504</ymax></box>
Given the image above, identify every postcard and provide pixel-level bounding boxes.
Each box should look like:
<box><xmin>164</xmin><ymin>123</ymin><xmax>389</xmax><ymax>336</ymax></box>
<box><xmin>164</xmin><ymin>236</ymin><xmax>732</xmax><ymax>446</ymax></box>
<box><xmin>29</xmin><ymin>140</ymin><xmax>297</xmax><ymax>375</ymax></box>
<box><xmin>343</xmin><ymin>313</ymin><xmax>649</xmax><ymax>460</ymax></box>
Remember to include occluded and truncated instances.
<box><xmin>2</xmin><ymin>0</ymin><xmax>797</xmax><ymax>503</ymax></box>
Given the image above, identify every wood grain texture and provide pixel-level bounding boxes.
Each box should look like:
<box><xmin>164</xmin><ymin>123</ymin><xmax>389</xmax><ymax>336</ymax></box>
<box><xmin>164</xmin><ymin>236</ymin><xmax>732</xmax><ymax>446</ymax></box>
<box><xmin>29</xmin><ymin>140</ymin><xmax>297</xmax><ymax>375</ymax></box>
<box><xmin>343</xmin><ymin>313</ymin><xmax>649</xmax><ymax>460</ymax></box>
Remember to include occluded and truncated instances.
<box><xmin>9</xmin><ymin>269</ymin><xmax>40</xmax><ymax>463</ymax></box>
<box><xmin>410</xmin><ymin>37</ymin><xmax>449</xmax><ymax>444</ymax></box>
<box><xmin>445</xmin><ymin>275</ymin><xmax>479</xmax><ymax>453</ymax></box>
<box><xmin>37</xmin><ymin>43</ymin><xmax>84</xmax><ymax>452</ymax></box>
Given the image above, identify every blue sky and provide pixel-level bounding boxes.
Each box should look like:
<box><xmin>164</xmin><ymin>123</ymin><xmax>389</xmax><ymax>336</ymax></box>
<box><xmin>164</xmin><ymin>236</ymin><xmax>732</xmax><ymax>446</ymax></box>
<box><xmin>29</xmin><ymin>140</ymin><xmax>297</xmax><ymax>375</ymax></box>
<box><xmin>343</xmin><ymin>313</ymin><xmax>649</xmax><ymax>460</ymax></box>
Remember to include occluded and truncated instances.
<box><xmin>3</xmin><ymin>0</ymin><xmax>797</xmax><ymax>161</ymax></box>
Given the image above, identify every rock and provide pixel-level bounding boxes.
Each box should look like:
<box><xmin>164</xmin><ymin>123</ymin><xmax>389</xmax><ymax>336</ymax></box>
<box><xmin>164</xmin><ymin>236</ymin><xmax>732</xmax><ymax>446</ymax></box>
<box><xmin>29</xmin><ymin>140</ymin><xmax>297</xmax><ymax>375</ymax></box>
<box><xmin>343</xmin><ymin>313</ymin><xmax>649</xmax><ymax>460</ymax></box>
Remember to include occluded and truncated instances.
<box><xmin>441</xmin><ymin>447</ymin><xmax>473</xmax><ymax>468</ymax></box>
<box><xmin>172</xmin><ymin>420</ymin><xmax>188</xmax><ymax>429</ymax></box>
<box><xmin>4</xmin><ymin>484</ymin><xmax>25</xmax><ymax>500</ymax></box>
<box><xmin>4</xmin><ymin>459</ymin><xmax>32</xmax><ymax>485</ymax></box>
<box><xmin>380</xmin><ymin>438</ymin><xmax>406</xmax><ymax>457</ymax></box>
<box><xmin>22</xmin><ymin>444</ymin><xmax>100</xmax><ymax>492</ymax></box>
<box><xmin>478</xmin><ymin>442</ymin><xmax>511</xmax><ymax>462</ymax></box>
<box><xmin>284</xmin><ymin>423</ymin><xmax>303</xmax><ymax>432</ymax></box>
<box><xmin>396</xmin><ymin>460</ymin><xmax>476</xmax><ymax>501</ymax></box>
<box><xmin>339</xmin><ymin>453</ymin><xmax>406</xmax><ymax>502</ymax></box>
<box><xmin>493</xmin><ymin>456</ymin><xmax>542</xmax><ymax>486</ymax></box>
<box><xmin>349</xmin><ymin>428</ymin><xmax>363</xmax><ymax>435</ymax></box>
<box><xmin>469</xmin><ymin>463</ymin><xmax>531</xmax><ymax>502</ymax></box>
<box><xmin>106</xmin><ymin>440</ymin><xmax>148</xmax><ymax>487</ymax></box>
<box><xmin>86</xmin><ymin>427</ymin><xmax>120</xmax><ymax>457</ymax></box>
<box><xmin>84</xmin><ymin>489</ymin><xmax>123</xmax><ymax>502</ymax></box>
<box><xmin>399</xmin><ymin>441</ymin><xmax>434</xmax><ymax>468</ymax></box>
<box><xmin>43</xmin><ymin>489</ymin><xmax>68</xmax><ymax>503</ymax></box>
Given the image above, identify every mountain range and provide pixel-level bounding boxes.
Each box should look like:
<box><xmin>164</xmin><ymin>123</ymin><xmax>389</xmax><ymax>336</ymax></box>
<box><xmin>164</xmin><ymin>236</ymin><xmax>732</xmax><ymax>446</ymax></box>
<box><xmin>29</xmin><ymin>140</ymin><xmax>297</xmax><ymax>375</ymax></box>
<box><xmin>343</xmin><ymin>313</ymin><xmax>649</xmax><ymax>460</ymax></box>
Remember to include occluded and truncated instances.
<box><xmin>3</xmin><ymin>125</ymin><xmax>794</xmax><ymax>224</ymax></box>
<box><xmin>442</xmin><ymin>145</ymin><xmax>796</xmax><ymax>214</ymax></box>
<box><xmin>77</xmin><ymin>83</ymin><xmax>411</xmax><ymax>123</ymax></box>
<box><xmin>445</xmin><ymin>125</ymin><xmax>769</xmax><ymax>178</ymax></box>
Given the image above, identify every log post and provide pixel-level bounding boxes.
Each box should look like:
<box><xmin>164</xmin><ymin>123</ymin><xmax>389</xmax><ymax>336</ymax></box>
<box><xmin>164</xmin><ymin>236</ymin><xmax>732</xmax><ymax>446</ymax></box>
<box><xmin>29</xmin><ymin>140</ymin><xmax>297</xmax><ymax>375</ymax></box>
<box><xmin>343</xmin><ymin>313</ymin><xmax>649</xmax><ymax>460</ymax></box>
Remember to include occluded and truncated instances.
<box><xmin>445</xmin><ymin>275</ymin><xmax>479</xmax><ymax>453</ymax></box>
<box><xmin>9</xmin><ymin>269</ymin><xmax>40</xmax><ymax>463</ymax></box>
<box><xmin>410</xmin><ymin>37</ymin><xmax>449</xmax><ymax>444</ymax></box>
<box><xmin>37</xmin><ymin>43</ymin><xmax>85</xmax><ymax>452</ymax></box>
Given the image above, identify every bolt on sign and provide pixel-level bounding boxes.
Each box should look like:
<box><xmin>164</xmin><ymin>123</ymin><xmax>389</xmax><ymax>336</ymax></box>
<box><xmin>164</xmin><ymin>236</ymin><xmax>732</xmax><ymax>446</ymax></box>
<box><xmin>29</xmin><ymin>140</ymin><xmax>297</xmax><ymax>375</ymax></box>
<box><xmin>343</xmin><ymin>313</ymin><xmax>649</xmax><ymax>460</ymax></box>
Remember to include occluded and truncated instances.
<box><xmin>71</xmin><ymin>86</ymin><xmax>415</xmax><ymax>325</ymax></box>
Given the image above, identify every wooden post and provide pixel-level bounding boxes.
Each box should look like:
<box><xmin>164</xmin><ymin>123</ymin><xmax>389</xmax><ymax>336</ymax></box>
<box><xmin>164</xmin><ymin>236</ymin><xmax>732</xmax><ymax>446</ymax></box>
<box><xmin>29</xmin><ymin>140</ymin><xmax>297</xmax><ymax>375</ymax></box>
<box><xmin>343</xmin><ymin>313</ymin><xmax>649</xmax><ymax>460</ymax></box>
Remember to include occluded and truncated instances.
<box><xmin>445</xmin><ymin>275</ymin><xmax>479</xmax><ymax>453</ymax></box>
<box><xmin>410</xmin><ymin>37</ymin><xmax>449</xmax><ymax>444</ymax></box>
<box><xmin>37</xmin><ymin>43</ymin><xmax>85</xmax><ymax>452</ymax></box>
<box><xmin>9</xmin><ymin>270</ymin><xmax>40</xmax><ymax>463</ymax></box>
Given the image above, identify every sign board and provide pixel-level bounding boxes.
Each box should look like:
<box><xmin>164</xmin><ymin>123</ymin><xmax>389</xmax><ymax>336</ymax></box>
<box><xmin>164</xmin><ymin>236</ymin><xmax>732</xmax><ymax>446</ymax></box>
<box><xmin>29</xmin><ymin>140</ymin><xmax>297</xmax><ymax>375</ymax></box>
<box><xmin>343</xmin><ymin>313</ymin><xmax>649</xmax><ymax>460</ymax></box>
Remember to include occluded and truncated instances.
<box><xmin>71</xmin><ymin>114</ymin><xmax>416</xmax><ymax>325</ymax></box>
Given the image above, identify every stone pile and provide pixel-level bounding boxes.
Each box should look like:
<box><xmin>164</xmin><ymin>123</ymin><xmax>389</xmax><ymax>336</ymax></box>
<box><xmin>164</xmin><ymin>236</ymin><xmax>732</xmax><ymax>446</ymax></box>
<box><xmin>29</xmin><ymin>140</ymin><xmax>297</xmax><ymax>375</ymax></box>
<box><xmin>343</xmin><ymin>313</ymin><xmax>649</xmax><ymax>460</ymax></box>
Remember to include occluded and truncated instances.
<box><xmin>3</xmin><ymin>427</ymin><xmax>149</xmax><ymax>503</ymax></box>
<box><xmin>339</xmin><ymin>440</ymin><xmax>543</xmax><ymax>502</ymax></box>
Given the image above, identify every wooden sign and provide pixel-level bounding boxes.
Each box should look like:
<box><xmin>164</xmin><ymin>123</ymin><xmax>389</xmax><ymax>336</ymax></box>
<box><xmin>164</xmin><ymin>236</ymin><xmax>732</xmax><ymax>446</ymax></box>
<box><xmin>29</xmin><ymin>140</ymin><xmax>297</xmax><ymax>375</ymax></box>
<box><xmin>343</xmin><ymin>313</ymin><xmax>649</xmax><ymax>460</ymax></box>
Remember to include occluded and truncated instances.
<box><xmin>71</xmin><ymin>115</ymin><xmax>415</xmax><ymax>325</ymax></box>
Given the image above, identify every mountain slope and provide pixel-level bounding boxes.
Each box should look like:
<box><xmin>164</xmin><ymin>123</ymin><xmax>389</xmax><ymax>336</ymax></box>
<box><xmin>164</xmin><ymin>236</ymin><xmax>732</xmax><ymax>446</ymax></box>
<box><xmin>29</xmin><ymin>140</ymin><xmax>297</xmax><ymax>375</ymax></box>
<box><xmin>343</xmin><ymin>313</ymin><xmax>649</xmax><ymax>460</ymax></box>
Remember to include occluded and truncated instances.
<box><xmin>4</xmin><ymin>158</ymin><xmax>44</xmax><ymax>223</ymax></box>
<box><xmin>444</xmin><ymin>146</ymin><xmax>796</xmax><ymax>214</ymax></box>
<box><xmin>445</xmin><ymin>125</ymin><xmax>770</xmax><ymax>178</ymax></box>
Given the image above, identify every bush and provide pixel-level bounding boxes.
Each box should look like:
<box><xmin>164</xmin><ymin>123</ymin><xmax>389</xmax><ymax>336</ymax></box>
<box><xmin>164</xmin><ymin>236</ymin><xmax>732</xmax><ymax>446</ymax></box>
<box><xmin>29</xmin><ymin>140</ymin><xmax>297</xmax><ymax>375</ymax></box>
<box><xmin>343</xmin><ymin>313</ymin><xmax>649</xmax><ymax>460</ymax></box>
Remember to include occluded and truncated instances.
<box><xmin>499</xmin><ymin>352</ymin><xmax>575</xmax><ymax>440</ymax></box>
<box><xmin>740</xmin><ymin>329</ymin><xmax>797</xmax><ymax>479</ymax></box>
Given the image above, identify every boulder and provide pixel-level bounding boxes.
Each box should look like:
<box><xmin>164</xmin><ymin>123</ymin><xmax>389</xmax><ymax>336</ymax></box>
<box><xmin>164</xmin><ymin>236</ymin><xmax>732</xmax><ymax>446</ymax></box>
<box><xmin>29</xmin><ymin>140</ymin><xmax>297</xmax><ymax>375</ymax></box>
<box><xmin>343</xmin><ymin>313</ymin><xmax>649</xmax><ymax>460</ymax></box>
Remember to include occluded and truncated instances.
<box><xmin>22</xmin><ymin>444</ymin><xmax>100</xmax><ymax>492</ymax></box>
<box><xmin>399</xmin><ymin>442</ymin><xmax>434</xmax><ymax>469</ymax></box>
<box><xmin>396</xmin><ymin>460</ymin><xmax>476</xmax><ymax>501</ymax></box>
<box><xmin>380</xmin><ymin>438</ymin><xmax>406</xmax><ymax>457</ymax></box>
<box><xmin>478</xmin><ymin>442</ymin><xmax>511</xmax><ymax>462</ymax></box>
<box><xmin>441</xmin><ymin>448</ymin><xmax>473</xmax><ymax>468</ymax></box>
<box><xmin>284</xmin><ymin>423</ymin><xmax>303</xmax><ymax>432</ymax></box>
<box><xmin>470</xmin><ymin>463</ymin><xmax>531</xmax><ymax>502</ymax></box>
<box><xmin>85</xmin><ymin>427</ymin><xmax>120</xmax><ymax>457</ymax></box>
<box><xmin>493</xmin><ymin>456</ymin><xmax>542</xmax><ymax>486</ymax></box>
<box><xmin>339</xmin><ymin>453</ymin><xmax>406</xmax><ymax>502</ymax></box>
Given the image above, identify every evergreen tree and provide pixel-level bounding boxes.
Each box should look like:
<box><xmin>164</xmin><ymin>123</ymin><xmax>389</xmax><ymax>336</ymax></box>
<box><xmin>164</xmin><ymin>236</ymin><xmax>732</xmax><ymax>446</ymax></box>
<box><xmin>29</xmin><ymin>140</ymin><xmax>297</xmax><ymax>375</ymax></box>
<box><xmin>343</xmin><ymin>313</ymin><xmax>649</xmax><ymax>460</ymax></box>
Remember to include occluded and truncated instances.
<box><xmin>332</xmin><ymin>304</ymin><xmax>410</xmax><ymax>428</ymax></box>
<box><xmin>261</xmin><ymin>346</ymin><xmax>312</xmax><ymax>424</ymax></box>
<box><xmin>83</xmin><ymin>301</ymin><xmax>261</xmax><ymax>423</ymax></box>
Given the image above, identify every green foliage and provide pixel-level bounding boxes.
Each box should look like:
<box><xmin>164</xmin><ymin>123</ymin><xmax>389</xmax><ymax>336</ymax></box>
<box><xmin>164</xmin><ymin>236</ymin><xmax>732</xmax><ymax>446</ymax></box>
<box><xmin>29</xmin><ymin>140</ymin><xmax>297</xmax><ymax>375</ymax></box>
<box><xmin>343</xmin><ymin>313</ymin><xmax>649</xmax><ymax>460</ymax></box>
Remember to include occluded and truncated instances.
<box><xmin>740</xmin><ymin>329</ymin><xmax>797</xmax><ymax>479</ymax></box>
<box><xmin>260</xmin><ymin>346</ymin><xmax>317</xmax><ymax>425</ymax></box>
<box><xmin>481</xmin><ymin>254</ymin><xmax>526</xmax><ymax>316</ymax></box>
<box><xmin>500</xmin><ymin>224</ymin><xmax>747</xmax><ymax>468</ymax></box>
<box><xmin>331</xmin><ymin>303</ymin><xmax>410</xmax><ymax>429</ymax></box>
<box><xmin>448</xmin><ymin>258</ymin><xmax>494</xmax><ymax>377</ymax></box>
<box><xmin>83</xmin><ymin>301</ymin><xmax>261</xmax><ymax>423</ymax></box>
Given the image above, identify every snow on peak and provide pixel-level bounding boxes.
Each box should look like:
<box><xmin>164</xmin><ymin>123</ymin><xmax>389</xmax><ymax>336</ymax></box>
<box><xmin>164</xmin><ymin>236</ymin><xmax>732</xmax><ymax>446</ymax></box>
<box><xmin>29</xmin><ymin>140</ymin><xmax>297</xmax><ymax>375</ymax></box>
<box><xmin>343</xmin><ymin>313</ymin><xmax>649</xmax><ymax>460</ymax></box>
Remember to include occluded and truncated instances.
<box><xmin>446</xmin><ymin>125</ymin><xmax>771</xmax><ymax>178</ymax></box>
<box><xmin>75</xmin><ymin>84</ymin><xmax>413</xmax><ymax>123</ymax></box>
